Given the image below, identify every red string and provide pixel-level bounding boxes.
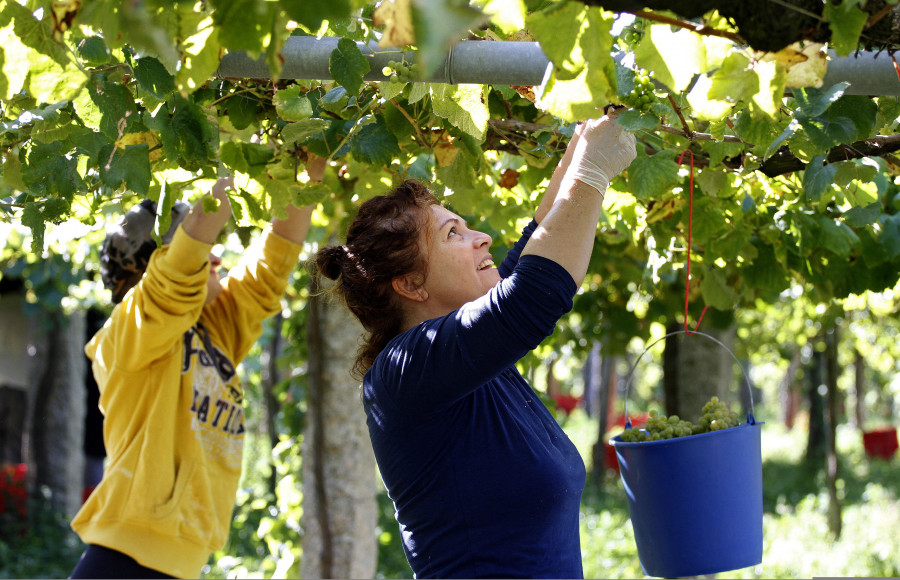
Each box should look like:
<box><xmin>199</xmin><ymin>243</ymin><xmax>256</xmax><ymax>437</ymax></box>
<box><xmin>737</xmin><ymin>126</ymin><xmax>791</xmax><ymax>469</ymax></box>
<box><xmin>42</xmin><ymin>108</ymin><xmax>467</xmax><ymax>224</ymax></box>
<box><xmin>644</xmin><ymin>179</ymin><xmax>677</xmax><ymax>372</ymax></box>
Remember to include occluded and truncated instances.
<box><xmin>676</xmin><ymin>149</ymin><xmax>707</xmax><ymax>335</ymax></box>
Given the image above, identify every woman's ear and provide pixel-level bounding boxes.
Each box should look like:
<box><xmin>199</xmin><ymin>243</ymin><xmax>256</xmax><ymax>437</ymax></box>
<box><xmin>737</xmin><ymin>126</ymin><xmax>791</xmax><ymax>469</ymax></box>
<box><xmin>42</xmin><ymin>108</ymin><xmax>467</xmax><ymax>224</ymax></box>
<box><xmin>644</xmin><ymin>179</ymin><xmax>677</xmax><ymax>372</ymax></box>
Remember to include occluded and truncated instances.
<box><xmin>392</xmin><ymin>274</ymin><xmax>428</xmax><ymax>302</ymax></box>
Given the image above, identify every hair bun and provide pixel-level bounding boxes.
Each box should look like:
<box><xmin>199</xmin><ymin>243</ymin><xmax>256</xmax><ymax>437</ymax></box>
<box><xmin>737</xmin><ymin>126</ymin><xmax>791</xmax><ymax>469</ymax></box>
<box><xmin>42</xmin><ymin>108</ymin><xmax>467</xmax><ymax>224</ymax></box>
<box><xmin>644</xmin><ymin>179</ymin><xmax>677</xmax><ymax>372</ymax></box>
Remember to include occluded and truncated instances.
<box><xmin>316</xmin><ymin>245</ymin><xmax>347</xmax><ymax>281</ymax></box>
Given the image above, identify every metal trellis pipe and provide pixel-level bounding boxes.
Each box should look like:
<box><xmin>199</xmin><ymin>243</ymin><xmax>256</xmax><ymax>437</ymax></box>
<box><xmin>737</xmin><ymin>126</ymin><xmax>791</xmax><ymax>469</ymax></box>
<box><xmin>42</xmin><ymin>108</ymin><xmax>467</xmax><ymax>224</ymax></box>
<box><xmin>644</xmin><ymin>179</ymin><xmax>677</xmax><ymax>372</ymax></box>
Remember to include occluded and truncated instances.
<box><xmin>215</xmin><ymin>35</ymin><xmax>900</xmax><ymax>96</ymax></box>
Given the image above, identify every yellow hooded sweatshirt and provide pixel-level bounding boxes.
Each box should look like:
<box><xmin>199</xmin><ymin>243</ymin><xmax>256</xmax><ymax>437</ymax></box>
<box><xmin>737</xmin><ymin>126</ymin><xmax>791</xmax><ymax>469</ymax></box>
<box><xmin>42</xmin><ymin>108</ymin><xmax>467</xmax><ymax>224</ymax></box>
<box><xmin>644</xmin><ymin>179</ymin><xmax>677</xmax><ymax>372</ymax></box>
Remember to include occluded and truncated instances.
<box><xmin>72</xmin><ymin>225</ymin><xmax>301</xmax><ymax>578</ymax></box>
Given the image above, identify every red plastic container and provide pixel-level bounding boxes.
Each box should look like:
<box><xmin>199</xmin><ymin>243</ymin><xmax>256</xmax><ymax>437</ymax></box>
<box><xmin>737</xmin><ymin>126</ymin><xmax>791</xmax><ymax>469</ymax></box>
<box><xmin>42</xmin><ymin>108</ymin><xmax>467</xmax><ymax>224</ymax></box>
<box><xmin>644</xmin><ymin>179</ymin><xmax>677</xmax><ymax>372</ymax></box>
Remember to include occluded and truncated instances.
<box><xmin>862</xmin><ymin>428</ymin><xmax>898</xmax><ymax>460</ymax></box>
<box><xmin>0</xmin><ymin>463</ymin><xmax>27</xmax><ymax>518</ymax></box>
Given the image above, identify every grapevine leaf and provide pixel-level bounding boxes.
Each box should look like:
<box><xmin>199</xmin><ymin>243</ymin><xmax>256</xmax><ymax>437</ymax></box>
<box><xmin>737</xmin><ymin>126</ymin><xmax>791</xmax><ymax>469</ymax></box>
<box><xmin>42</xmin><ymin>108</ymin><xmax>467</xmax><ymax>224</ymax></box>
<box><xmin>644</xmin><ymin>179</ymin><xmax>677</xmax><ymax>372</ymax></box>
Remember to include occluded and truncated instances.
<box><xmin>699</xmin><ymin>141</ymin><xmax>744</xmax><ymax>169</ymax></box>
<box><xmin>350</xmin><ymin>116</ymin><xmax>401</xmax><ymax>166</ymax></box>
<box><xmin>145</xmin><ymin>96</ymin><xmax>218</xmax><ymax>171</ymax></box>
<box><xmin>75</xmin><ymin>36</ymin><xmax>111</xmax><ymax>65</ymax></box>
<box><xmin>282</xmin><ymin>118</ymin><xmax>329</xmax><ymax>145</ymax></box>
<box><xmin>382</xmin><ymin>101</ymin><xmax>417</xmax><ymax>143</ymax></box>
<box><xmin>625</xmin><ymin>152</ymin><xmax>681</xmax><ymax>200</ymax></box>
<box><xmin>176</xmin><ymin>12</ymin><xmax>221</xmax><ymax>94</ymax></box>
<box><xmin>763</xmin><ymin>119</ymin><xmax>798</xmax><ymax>160</ymax></box>
<box><xmin>798</xmin><ymin>115</ymin><xmax>857</xmax><ymax>152</ymax></box>
<box><xmin>537</xmin><ymin>66</ymin><xmax>612</xmax><ymax>122</ymax></box>
<box><xmin>842</xmin><ymin>202</ymin><xmax>881</xmax><ymax>227</ymax></box>
<box><xmin>221</xmin><ymin>141</ymin><xmax>274</xmax><ymax>179</ymax></box>
<box><xmin>21</xmin><ymin>202</ymin><xmax>46</xmax><ymax>254</ymax></box>
<box><xmin>814</xmin><ymin>215</ymin><xmax>859</xmax><ymax>258</ymax></box>
<box><xmin>802</xmin><ymin>155</ymin><xmax>838</xmax><ymax>202</ymax></box>
<box><xmin>479</xmin><ymin>0</ymin><xmax>527</xmax><ymax>34</ymax></box>
<box><xmin>695</xmin><ymin>168</ymin><xmax>727</xmax><ymax>198</ymax></box>
<box><xmin>88</xmin><ymin>78</ymin><xmax>140</xmax><ymax>141</ymax></box>
<box><xmin>431</xmin><ymin>84</ymin><xmax>489</xmax><ymax>141</ymax></box>
<box><xmin>825</xmin><ymin>1</ymin><xmax>869</xmax><ymax>57</ymax></box>
<box><xmin>436</xmin><ymin>151</ymin><xmax>480</xmax><ymax>208</ymax></box>
<box><xmin>134</xmin><ymin>57</ymin><xmax>175</xmax><ymax>100</ymax></box>
<box><xmin>278</xmin><ymin>0</ymin><xmax>351</xmax><ymax>31</ymax></box>
<box><xmin>226</xmin><ymin>92</ymin><xmax>261</xmax><ymax>130</ymax></box>
<box><xmin>1</xmin><ymin>152</ymin><xmax>26</xmax><ymax>192</ymax></box>
<box><xmin>616</xmin><ymin>110</ymin><xmax>658</xmax><ymax>132</ymax></box>
<box><xmin>274</xmin><ymin>86</ymin><xmax>314</xmax><ymax>122</ymax></box>
<box><xmin>23</xmin><ymin>141</ymin><xmax>82</xmax><ymax>199</ymax></box>
<box><xmin>826</xmin><ymin>95</ymin><xmax>876</xmax><ymax>140</ymax></box>
<box><xmin>321</xmin><ymin>86</ymin><xmax>350</xmax><ymax>115</ymax></box>
<box><xmin>879</xmin><ymin>213</ymin><xmax>900</xmax><ymax>259</ymax></box>
<box><xmin>0</xmin><ymin>13</ymin><xmax>30</xmax><ymax>100</ymax></box>
<box><xmin>329</xmin><ymin>37</ymin><xmax>370</xmax><ymax>97</ymax></box>
<box><xmin>707</xmin><ymin>52</ymin><xmax>757</xmax><ymax>103</ymax></box>
<box><xmin>747</xmin><ymin>59</ymin><xmax>784</xmax><ymax>119</ymax></box>
<box><xmin>743</xmin><ymin>239</ymin><xmax>788</xmax><ymax>293</ymax></box>
<box><xmin>72</xmin><ymin>131</ymin><xmax>112</xmax><ymax>166</ymax></box>
<box><xmin>700</xmin><ymin>268</ymin><xmax>739</xmax><ymax>311</ymax></box>
<box><xmin>686</xmin><ymin>75</ymin><xmax>733</xmax><ymax>121</ymax></box>
<box><xmin>99</xmin><ymin>143</ymin><xmax>152</xmax><ymax>195</ymax></box>
<box><xmin>635</xmin><ymin>25</ymin><xmax>706</xmax><ymax>93</ymax></box>
<box><xmin>294</xmin><ymin>182</ymin><xmax>333</xmax><ymax>207</ymax></box>
<box><xmin>379</xmin><ymin>80</ymin><xmax>406</xmax><ymax>101</ymax></box>
<box><xmin>526</xmin><ymin>1</ymin><xmax>585</xmax><ymax>78</ymax></box>
<box><xmin>209</xmin><ymin>0</ymin><xmax>272</xmax><ymax>53</ymax></box>
<box><xmin>793</xmin><ymin>84</ymin><xmax>848</xmax><ymax>118</ymax></box>
<box><xmin>408</xmin><ymin>82</ymin><xmax>430</xmax><ymax>104</ymax></box>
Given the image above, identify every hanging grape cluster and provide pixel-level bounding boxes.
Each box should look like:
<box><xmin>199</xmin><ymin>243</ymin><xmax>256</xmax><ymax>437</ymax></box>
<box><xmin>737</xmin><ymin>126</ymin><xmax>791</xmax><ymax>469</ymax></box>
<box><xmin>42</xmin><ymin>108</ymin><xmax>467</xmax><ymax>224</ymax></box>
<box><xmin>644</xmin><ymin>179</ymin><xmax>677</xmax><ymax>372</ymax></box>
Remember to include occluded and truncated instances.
<box><xmin>382</xmin><ymin>59</ymin><xmax>419</xmax><ymax>84</ymax></box>
<box><xmin>619</xmin><ymin>396</ymin><xmax>741</xmax><ymax>442</ymax></box>
<box><xmin>621</xmin><ymin>69</ymin><xmax>656</xmax><ymax>113</ymax></box>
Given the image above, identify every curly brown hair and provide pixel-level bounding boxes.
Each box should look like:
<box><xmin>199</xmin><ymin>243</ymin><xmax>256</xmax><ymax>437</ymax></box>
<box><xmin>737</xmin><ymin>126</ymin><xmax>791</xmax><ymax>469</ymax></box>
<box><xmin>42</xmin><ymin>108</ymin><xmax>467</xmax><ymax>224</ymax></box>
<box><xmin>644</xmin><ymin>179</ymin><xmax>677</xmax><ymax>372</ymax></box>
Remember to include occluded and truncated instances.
<box><xmin>315</xmin><ymin>180</ymin><xmax>439</xmax><ymax>378</ymax></box>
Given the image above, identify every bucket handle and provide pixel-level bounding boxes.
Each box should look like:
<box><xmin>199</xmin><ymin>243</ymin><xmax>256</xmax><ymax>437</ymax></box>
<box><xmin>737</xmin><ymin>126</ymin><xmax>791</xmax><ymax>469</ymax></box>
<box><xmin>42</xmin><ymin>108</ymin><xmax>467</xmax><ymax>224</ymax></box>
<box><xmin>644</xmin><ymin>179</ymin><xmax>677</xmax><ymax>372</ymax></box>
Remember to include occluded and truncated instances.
<box><xmin>622</xmin><ymin>330</ymin><xmax>756</xmax><ymax>429</ymax></box>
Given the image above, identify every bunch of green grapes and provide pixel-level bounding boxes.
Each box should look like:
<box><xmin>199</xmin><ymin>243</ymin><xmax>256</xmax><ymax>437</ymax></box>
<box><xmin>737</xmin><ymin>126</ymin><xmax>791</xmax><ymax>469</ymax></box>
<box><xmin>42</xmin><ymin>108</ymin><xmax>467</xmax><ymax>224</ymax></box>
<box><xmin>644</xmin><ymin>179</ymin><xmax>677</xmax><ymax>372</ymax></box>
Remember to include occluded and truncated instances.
<box><xmin>697</xmin><ymin>396</ymin><xmax>741</xmax><ymax>432</ymax></box>
<box><xmin>617</xmin><ymin>23</ymin><xmax>644</xmax><ymax>48</ymax></box>
<box><xmin>618</xmin><ymin>396</ymin><xmax>741</xmax><ymax>442</ymax></box>
<box><xmin>621</xmin><ymin>69</ymin><xmax>656</xmax><ymax>113</ymax></box>
<box><xmin>382</xmin><ymin>59</ymin><xmax>419</xmax><ymax>84</ymax></box>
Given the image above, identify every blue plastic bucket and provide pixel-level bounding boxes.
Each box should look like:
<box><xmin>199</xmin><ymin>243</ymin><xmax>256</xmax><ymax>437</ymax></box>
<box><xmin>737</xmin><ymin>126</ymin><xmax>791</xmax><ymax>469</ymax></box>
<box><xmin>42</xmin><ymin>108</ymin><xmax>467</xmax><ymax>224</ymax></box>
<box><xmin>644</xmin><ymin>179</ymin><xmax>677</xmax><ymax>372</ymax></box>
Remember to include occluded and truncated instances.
<box><xmin>610</xmin><ymin>330</ymin><xmax>764</xmax><ymax>578</ymax></box>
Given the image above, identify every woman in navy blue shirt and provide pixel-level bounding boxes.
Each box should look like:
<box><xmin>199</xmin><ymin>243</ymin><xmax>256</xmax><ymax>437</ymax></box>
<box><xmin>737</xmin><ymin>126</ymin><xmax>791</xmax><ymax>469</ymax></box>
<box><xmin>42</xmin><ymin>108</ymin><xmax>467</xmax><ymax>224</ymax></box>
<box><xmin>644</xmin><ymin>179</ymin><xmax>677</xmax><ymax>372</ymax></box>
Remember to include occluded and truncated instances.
<box><xmin>316</xmin><ymin>114</ymin><xmax>636</xmax><ymax>578</ymax></box>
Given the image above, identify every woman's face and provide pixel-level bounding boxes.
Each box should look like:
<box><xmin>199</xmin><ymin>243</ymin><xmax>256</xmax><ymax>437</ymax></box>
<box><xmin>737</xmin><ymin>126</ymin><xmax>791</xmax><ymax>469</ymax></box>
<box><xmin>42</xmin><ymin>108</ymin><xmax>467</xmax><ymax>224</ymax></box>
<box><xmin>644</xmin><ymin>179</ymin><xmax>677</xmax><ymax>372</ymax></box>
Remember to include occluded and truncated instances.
<box><xmin>418</xmin><ymin>204</ymin><xmax>501</xmax><ymax>314</ymax></box>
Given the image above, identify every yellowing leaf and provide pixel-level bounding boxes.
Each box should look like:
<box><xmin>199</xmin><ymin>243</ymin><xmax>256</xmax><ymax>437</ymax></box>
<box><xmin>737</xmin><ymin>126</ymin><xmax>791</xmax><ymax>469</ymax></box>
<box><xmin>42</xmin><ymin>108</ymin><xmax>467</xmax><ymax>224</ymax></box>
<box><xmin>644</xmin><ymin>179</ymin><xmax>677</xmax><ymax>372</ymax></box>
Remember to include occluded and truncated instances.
<box><xmin>762</xmin><ymin>42</ymin><xmax>827</xmax><ymax>89</ymax></box>
<box><xmin>434</xmin><ymin>142</ymin><xmax>459</xmax><ymax>167</ymax></box>
<box><xmin>374</xmin><ymin>0</ymin><xmax>415</xmax><ymax>48</ymax></box>
<box><xmin>474</xmin><ymin>0</ymin><xmax>526</xmax><ymax>35</ymax></box>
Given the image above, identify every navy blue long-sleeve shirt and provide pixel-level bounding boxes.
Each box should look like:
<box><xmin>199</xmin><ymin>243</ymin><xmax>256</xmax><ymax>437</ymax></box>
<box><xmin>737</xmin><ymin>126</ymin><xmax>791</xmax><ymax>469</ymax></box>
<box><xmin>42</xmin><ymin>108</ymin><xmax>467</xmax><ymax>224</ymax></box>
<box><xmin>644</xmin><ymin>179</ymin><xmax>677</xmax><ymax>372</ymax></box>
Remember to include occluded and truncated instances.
<box><xmin>363</xmin><ymin>221</ymin><xmax>587</xmax><ymax>579</ymax></box>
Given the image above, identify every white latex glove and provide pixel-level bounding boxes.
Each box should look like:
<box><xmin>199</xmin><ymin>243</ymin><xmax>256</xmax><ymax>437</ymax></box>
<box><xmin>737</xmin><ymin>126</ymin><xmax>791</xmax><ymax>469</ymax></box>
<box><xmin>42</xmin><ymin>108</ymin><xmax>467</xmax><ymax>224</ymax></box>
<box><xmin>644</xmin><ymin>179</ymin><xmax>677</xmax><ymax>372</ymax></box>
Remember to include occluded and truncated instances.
<box><xmin>568</xmin><ymin>112</ymin><xmax>637</xmax><ymax>195</ymax></box>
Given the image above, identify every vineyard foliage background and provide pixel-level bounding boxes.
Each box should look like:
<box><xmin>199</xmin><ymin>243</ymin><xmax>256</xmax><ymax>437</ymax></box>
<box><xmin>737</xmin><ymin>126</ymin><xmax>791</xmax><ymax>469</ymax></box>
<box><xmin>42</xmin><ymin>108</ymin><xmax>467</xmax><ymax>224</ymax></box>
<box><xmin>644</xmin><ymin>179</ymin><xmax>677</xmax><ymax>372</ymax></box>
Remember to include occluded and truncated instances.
<box><xmin>2</xmin><ymin>0</ymin><xmax>899</xmax><ymax>356</ymax></box>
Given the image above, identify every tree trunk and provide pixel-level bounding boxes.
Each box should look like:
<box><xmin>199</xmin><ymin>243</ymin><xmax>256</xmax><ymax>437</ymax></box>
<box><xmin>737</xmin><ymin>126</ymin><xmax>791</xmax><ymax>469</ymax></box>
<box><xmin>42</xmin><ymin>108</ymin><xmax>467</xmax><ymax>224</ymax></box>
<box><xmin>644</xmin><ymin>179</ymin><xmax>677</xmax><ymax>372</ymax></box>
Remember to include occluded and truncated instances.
<box><xmin>591</xmin><ymin>352</ymin><xmax>615</xmax><ymax>476</ymax></box>
<box><xmin>780</xmin><ymin>349</ymin><xmax>802</xmax><ymax>429</ymax></box>
<box><xmin>853</xmin><ymin>350</ymin><xmax>865</xmax><ymax>429</ymax></box>
<box><xmin>805</xmin><ymin>348</ymin><xmax>826</xmax><ymax>464</ymax></box>
<box><xmin>668</xmin><ymin>325</ymin><xmax>736</xmax><ymax>422</ymax></box>
<box><xmin>301</xmin><ymin>277</ymin><xmax>377</xmax><ymax>579</ymax></box>
<box><xmin>824</xmin><ymin>328</ymin><xmax>842</xmax><ymax>539</ymax></box>
<box><xmin>27</xmin><ymin>310</ymin><xmax>86</xmax><ymax>517</ymax></box>
<box><xmin>262</xmin><ymin>311</ymin><xmax>284</xmax><ymax>496</ymax></box>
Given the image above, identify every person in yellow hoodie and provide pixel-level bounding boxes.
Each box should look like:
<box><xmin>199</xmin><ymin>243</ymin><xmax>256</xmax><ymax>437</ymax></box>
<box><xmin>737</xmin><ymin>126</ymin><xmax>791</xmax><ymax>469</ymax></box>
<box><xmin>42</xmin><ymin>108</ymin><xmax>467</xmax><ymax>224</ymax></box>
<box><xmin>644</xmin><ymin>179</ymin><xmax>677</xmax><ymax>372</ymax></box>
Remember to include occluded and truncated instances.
<box><xmin>70</xmin><ymin>158</ymin><xmax>325</xmax><ymax>578</ymax></box>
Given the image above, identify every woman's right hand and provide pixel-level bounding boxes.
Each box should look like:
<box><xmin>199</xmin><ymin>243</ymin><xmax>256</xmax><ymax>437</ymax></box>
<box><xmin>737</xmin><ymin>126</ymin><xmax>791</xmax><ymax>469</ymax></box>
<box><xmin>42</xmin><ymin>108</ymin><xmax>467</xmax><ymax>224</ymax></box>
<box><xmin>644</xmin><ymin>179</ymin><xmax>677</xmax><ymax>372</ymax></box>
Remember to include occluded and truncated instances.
<box><xmin>568</xmin><ymin>113</ymin><xmax>637</xmax><ymax>195</ymax></box>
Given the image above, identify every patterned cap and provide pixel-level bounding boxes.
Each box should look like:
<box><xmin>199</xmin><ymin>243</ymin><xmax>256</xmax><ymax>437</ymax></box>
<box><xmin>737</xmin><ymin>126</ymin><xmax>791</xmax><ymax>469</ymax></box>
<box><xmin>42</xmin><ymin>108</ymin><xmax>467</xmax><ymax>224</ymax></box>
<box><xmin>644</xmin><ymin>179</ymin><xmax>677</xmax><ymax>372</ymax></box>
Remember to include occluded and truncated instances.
<box><xmin>100</xmin><ymin>199</ymin><xmax>190</xmax><ymax>303</ymax></box>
